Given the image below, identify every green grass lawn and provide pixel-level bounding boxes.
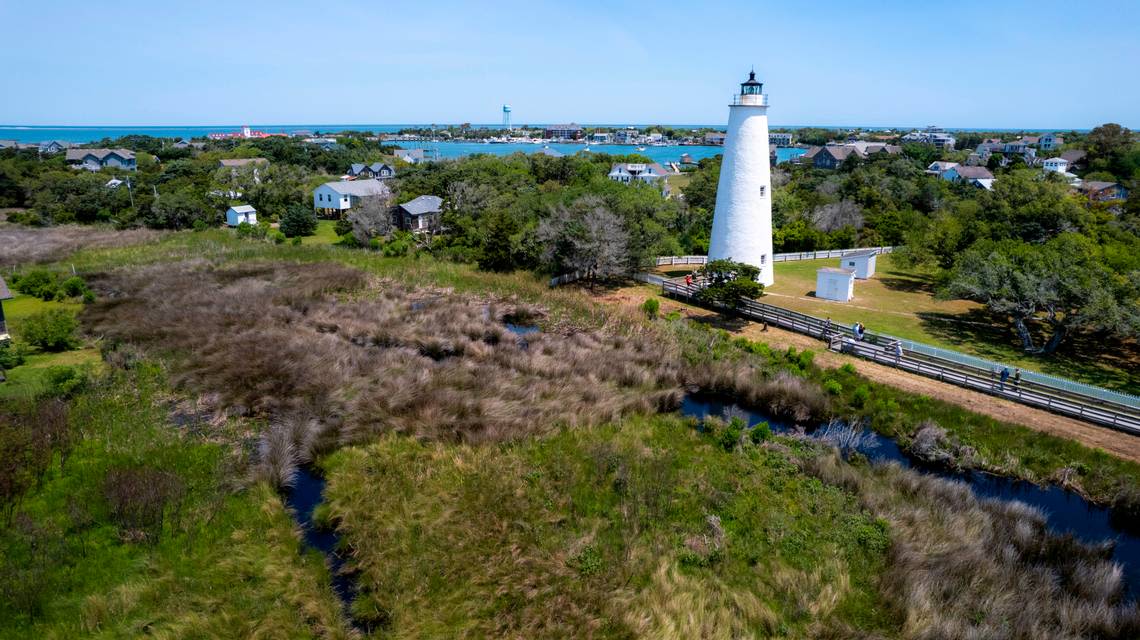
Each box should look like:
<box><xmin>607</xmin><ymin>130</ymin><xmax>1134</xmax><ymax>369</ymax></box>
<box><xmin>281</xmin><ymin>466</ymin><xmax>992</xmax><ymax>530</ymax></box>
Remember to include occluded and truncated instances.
<box><xmin>302</xmin><ymin>220</ymin><xmax>341</xmax><ymax>246</ymax></box>
<box><xmin>759</xmin><ymin>255</ymin><xmax>1140</xmax><ymax>394</ymax></box>
<box><xmin>2</xmin><ymin>294</ymin><xmax>102</xmax><ymax>400</ymax></box>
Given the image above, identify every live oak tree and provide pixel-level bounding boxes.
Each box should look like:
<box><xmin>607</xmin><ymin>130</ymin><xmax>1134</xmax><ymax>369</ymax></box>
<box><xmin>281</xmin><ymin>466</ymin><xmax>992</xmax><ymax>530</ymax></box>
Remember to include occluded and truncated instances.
<box><xmin>943</xmin><ymin>235</ymin><xmax>1140</xmax><ymax>354</ymax></box>
<box><xmin>695</xmin><ymin>259</ymin><xmax>764</xmax><ymax>308</ymax></box>
<box><xmin>536</xmin><ymin>195</ymin><xmax>631</xmax><ymax>279</ymax></box>
<box><xmin>278</xmin><ymin>204</ymin><xmax>317</xmax><ymax>238</ymax></box>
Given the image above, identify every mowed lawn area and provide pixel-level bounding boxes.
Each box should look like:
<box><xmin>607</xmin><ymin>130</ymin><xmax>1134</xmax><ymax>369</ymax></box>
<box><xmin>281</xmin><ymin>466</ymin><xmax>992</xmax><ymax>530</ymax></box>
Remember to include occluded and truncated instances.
<box><xmin>1</xmin><ymin>293</ymin><xmax>101</xmax><ymax>399</ymax></box>
<box><xmin>661</xmin><ymin>254</ymin><xmax>1140</xmax><ymax>394</ymax></box>
<box><xmin>301</xmin><ymin>219</ymin><xmax>341</xmax><ymax>246</ymax></box>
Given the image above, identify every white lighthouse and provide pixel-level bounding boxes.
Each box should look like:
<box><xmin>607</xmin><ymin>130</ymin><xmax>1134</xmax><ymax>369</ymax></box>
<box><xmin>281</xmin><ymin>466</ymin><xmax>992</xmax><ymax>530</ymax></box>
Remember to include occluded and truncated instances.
<box><xmin>707</xmin><ymin>70</ymin><xmax>775</xmax><ymax>286</ymax></box>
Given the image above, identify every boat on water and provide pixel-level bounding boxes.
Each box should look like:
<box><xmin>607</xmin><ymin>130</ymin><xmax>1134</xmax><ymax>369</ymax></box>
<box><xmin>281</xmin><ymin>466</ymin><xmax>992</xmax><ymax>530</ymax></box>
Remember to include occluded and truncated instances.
<box><xmin>636</xmin><ymin>146</ymin><xmax>647</xmax><ymax>152</ymax></box>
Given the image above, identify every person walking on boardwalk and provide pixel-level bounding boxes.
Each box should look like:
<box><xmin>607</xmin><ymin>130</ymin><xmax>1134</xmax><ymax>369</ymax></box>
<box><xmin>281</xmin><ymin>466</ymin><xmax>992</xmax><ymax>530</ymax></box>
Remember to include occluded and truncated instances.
<box><xmin>999</xmin><ymin>366</ymin><xmax>1010</xmax><ymax>391</ymax></box>
<box><xmin>893</xmin><ymin>340</ymin><xmax>903</xmax><ymax>365</ymax></box>
<box><xmin>822</xmin><ymin>317</ymin><xmax>833</xmax><ymax>339</ymax></box>
<box><xmin>684</xmin><ymin>273</ymin><xmax>693</xmax><ymax>288</ymax></box>
<box><xmin>1013</xmin><ymin>368</ymin><xmax>1022</xmax><ymax>390</ymax></box>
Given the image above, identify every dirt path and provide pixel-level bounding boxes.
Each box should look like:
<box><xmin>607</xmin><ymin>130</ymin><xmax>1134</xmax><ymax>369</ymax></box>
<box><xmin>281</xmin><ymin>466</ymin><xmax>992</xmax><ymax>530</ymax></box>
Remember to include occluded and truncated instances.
<box><xmin>597</xmin><ymin>285</ymin><xmax>1140</xmax><ymax>464</ymax></box>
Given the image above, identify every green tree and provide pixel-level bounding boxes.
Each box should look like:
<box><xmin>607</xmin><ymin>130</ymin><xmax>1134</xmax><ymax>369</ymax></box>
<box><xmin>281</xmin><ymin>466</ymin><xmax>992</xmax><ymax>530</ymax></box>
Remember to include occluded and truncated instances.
<box><xmin>695</xmin><ymin>259</ymin><xmax>764</xmax><ymax>308</ymax></box>
<box><xmin>278</xmin><ymin>204</ymin><xmax>317</xmax><ymax>238</ymax></box>
<box><xmin>943</xmin><ymin>235</ymin><xmax>1140</xmax><ymax>353</ymax></box>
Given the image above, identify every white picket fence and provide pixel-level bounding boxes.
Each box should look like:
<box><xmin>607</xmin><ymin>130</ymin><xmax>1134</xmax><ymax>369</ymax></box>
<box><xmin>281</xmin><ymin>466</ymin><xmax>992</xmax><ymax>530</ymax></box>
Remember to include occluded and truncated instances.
<box><xmin>654</xmin><ymin>246</ymin><xmax>896</xmax><ymax>268</ymax></box>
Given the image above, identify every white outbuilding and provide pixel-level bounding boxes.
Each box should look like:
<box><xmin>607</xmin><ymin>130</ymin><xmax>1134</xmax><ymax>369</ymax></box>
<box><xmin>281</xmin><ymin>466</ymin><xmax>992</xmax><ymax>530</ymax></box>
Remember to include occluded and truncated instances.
<box><xmin>839</xmin><ymin>250</ymin><xmax>877</xmax><ymax>279</ymax></box>
<box><xmin>225</xmin><ymin>204</ymin><xmax>257</xmax><ymax>227</ymax></box>
<box><xmin>816</xmin><ymin>267</ymin><xmax>855</xmax><ymax>302</ymax></box>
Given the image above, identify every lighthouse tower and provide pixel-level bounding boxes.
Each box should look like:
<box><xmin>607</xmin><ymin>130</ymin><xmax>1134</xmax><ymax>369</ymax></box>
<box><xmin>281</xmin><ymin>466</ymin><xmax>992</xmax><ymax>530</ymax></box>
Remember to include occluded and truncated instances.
<box><xmin>707</xmin><ymin>70</ymin><xmax>775</xmax><ymax>286</ymax></box>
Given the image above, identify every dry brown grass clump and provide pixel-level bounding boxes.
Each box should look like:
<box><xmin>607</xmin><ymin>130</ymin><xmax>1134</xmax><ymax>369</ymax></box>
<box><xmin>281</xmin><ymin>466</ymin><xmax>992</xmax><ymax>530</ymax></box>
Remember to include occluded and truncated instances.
<box><xmin>807</xmin><ymin>453</ymin><xmax>1140</xmax><ymax>639</ymax></box>
<box><xmin>83</xmin><ymin>261</ymin><xmax>692</xmax><ymax>484</ymax></box>
<box><xmin>0</xmin><ymin>223</ymin><xmax>164</xmax><ymax>266</ymax></box>
<box><xmin>685</xmin><ymin>364</ymin><xmax>829</xmax><ymax>423</ymax></box>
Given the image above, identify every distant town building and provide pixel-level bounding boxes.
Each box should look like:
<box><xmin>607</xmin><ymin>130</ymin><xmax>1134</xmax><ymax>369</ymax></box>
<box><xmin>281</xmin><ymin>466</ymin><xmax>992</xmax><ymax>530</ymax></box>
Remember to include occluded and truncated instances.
<box><xmin>816</xmin><ymin>267</ymin><xmax>855</xmax><ymax>302</ymax></box>
<box><xmin>811</xmin><ymin>146</ymin><xmax>858</xmax><ymax>170</ymax></box>
<box><xmin>943</xmin><ymin>165</ymin><xmax>994</xmax><ymax>185</ymax></box>
<box><xmin>0</xmin><ymin>140</ymin><xmax>18</xmax><ymax>150</ymax></box>
<box><xmin>225</xmin><ymin>204</ymin><xmax>257</xmax><ymax>227</ymax></box>
<box><xmin>590</xmin><ymin>132</ymin><xmax>611</xmax><ymax>144</ymax></box>
<box><xmin>703</xmin><ymin>132</ymin><xmax>727</xmax><ymax>145</ymax></box>
<box><xmin>544</xmin><ymin>124</ymin><xmax>584</xmax><ymax>140</ymax></box>
<box><xmin>1042</xmin><ymin>157</ymin><xmax>1069</xmax><ymax>173</ymax></box>
<box><xmin>38</xmin><ymin>140</ymin><xmax>70</xmax><ymax>154</ymax></box>
<box><xmin>608</xmin><ymin>162</ymin><xmax>670</xmax><ymax>184</ymax></box>
<box><xmin>66</xmin><ymin>148</ymin><xmax>137</xmax><ymax>171</ymax></box>
<box><xmin>1075</xmin><ymin>181</ymin><xmax>1128</xmax><ymax>202</ymax></box>
<box><xmin>394</xmin><ymin>149</ymin><xmax>425</xmax><ymax>164</ymax></box>
<box><xmin>347</xmin><ymin>162</ymin><xmax>395</xmax><ymax>179</ymax></box>
<box><xmin>1060</xmin><ymin>149</ymin><xmax>1087</xmax><ymax>168</ymax></box>
<box><xmin>312</xmin><ymin>178</ymin><xmax>392</xmax><ymax>216</ymax></box>
<box><xmin>769</xmin><ymin>132</ymin><xmax>793</xmax><ymax>146</ymax></box>
<box><xmin>614</xmin><ymin>128</ymin><xmax>638</xmax><ymax>144</ymax></box>
<box><xmin>1039</xmin><ymin>132</ymin><xmax>1064</xmax><ymax>151</ymax></box>
<box><xmin>926</xmin><ymin>161</ymin><xmax>960</xmax><ymax>177</ymax></box>
<box><xmin>304</xmin><ymin>137</ymin><xmax>339</xmax><ymax>150</ymax></box>
<box><xmin>397</xmin><ymin>195</ymin><xmax>443</xmax><ymax>232</ymax></box>
<box><xmin>901</xmin><ymin>128</ymin><xmax>956</xmax><ymax>150</ymax></box>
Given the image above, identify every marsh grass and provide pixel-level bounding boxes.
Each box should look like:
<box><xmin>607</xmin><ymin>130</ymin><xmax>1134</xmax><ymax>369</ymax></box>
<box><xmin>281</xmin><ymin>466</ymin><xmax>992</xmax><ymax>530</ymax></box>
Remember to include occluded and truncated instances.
<box><xmin>0</xmin><ymin>223</ymin><xmax>163</xmax><ymax>266</ymax></box>
<box><xmin>82</xmin><ymin>260</ymin><xmax>793</xmax><ymax>488</ymax></box>
<box><xmin>320</xmin><ymin>415</ymin><xmax>898</xmax><ymax>638</ymax></box>
<box><xmin>806</xmin><ymin>451</ymin><xmax>1140</xmax><ymax>639</ymax></box>
<box><xmin>0</xmin><ymin>366</ymin><xmax>351</xmax><ymax>638</ymax></box>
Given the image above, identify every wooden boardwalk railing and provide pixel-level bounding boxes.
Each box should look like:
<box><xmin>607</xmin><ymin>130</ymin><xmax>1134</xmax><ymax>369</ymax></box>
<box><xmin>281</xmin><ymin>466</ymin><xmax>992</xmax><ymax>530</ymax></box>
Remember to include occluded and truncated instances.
<box><xmin>661</xmin><ymin>279</ymin><xmax>1140</xmax><ymax>436</ymax></box>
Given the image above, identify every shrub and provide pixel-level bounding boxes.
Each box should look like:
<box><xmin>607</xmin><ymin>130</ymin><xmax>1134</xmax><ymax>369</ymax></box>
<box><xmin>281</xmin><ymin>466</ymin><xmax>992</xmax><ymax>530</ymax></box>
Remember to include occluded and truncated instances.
<box><xmin>749</xmin><ymin>421</ymin><xmax>772</xmax><ymax>444</ymax></box>
<box><xmin>641</xmin><ymin>297</ymin><xmax>660</xmax><ymax>319</ymax></box>
<box><xmin>44</xmin><ymin>365</ymin><xmax>88</xmax><ymax>397</ymax></box>
<box><xmin>279</xmin><ymin>204</ymin><xmax>318</xmax><ymax>238</ymax></box>
<box><xmin>19</xmin><ymin>309</ymin><xmax>78</xmax><ymax>352</ymax></box>
<box><xmin>334</xmin><ymin>217</ymin><xmax>353</xmax><ymax>237</ymax></box>
<box><xmin>290</xmin><ymin>236</ymin><xmax>302</xmax><ymax>246</ymax></box>
<box><xmin>235</xmin><ymin>222</ymin><xmax>254</xmax><ymax>238</ymax></box>
<box><xmin>797</xmin><ymin>349</ymin><xmax>814</xmax><ymax>370</ymax></box>
<box><xmin>823</xmin><ymin>379</ymin><xmax>842</xmax><ymax>395</ymax></box>
<box><xmin>718</xmin><ymin>416</ymin><xmax>745</xmax><ymax>451</ymax></box>
<box><xmin>13</xmin><ymin>269</ymin><xmax>58</xmax><ymax>300</ymax></box>
<box><xmin>60</xmin><ymin>276</ymin><xmax>89</xmax><ymax>299</ymax></box>
<box><xmin>851</xmin><ymin>385</ymin><xmax>870</xmax><ymax>408</ymax></box>
<box><xmin>0</xmin><ymin>341</ymin><xmax>26</xmax><ymax>369</ymax></box>
<box><xmin>191</xmin><ymin>219</ymin><xmax>208</xmax><ymax>232</ymax></box>
<box><xmin>839</xmin><ymin>363</ymin><xmax>857</xmax><ymax>375</ymax></box>
<box><xmin>270</xmin><ymin>230</ymin><xmax>286</xmax><ymax>245</ymax></box>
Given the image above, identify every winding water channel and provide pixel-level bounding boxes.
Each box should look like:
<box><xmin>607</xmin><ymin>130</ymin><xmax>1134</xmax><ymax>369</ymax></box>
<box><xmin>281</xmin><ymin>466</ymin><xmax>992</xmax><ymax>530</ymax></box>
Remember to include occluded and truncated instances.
<box><xmin>681</xmin><ymin>395</ymin><xmax>1140</xmax><ymax>602</ymax></box>
<box><xmin>280</xmin><ymin>318</ymin><xmax>1138</xmax><ymax>622</ymax></box>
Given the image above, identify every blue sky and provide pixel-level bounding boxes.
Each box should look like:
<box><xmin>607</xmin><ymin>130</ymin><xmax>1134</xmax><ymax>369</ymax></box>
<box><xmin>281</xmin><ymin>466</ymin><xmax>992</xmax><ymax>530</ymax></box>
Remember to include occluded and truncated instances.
<box><xmin>1</xmin><ymin>0</ymin><xmax>1137</xmax><ymax>128</ymax></box>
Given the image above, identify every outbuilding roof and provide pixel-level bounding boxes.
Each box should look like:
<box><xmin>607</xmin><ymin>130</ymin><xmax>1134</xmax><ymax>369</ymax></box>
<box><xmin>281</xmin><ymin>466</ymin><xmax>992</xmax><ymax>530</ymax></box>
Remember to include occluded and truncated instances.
<box><xmin>953</xmin><ymin>166</ymin><xmax>994</xmax><ymax>180</ymax></box>
<box><xmin>818</xmin><ymin>267</ymin><xmax>855</xmax><ymax>275</ymax></box>
<box><xmin>228</xmin><ymin>204</ymin><xmax>256</xmax><ymax>213</ymax></box>
<box><xmin>398</xmin><ymin>195</ymin><xmax>443</xmax><ymax>216</ymax></box>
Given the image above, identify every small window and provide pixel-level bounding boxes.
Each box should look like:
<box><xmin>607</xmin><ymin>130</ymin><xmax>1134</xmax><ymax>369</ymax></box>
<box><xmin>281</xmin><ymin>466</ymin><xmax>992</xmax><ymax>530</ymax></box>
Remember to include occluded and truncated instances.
<box><xmin>760</xmin><ymin>254</ymin><xmax>767</xmax><ymax>265</ymax></box>
<box><xmin>759</xmin><ymin>186</ymin><xmax>766</xmax><ymax>197</ymax></box>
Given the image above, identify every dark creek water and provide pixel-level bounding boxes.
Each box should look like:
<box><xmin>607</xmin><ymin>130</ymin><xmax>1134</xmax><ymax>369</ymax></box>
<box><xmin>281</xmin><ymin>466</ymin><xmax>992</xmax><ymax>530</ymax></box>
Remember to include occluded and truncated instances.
<box><xmin>505</xmin><ymin>323</ymin><xmax>540</xmax><ymax>348</ymax></box>
<box><xmin>680</xmin><ymin>395</ymin><xmax>1140</xmax><ymax>602</ymax></box>
<box><xmin>282</xmin><ymin>467</ymin><xmax>358</xmax><ymax>613</ymax></box>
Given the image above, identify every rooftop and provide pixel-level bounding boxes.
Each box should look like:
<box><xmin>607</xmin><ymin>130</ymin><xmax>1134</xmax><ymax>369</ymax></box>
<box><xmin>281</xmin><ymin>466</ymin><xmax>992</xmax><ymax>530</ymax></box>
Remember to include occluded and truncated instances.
<box><xmin>322</xmin><ymin>178</ymin><xmax>391</xmax><ymax>197</ymax></box>
<box><xmin>399</xmin><ymin>195</ymin><xmax>443</xmax><ymax>216</ymax></box>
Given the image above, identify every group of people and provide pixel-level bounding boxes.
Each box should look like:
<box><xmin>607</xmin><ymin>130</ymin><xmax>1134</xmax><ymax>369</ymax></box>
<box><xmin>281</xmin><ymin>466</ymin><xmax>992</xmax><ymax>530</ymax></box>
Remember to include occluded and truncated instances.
<box><xmin>995</xmin><ymin>365</ymin><xmax>1023</xmax><ymax>391</ymax></box>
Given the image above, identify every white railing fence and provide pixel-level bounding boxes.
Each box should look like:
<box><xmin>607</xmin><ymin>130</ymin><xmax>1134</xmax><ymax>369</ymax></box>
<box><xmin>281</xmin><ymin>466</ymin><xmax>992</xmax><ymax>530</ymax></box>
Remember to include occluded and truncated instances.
<box><xmin>655</xmin><ymin>246</ymin><xmax>896</xmax><ymax>267</ymax></box>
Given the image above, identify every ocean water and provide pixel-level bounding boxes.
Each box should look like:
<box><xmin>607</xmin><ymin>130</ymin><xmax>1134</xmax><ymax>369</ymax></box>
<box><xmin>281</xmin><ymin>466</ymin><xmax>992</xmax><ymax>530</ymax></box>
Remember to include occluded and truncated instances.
<box><xmin>0</xmin><ymin>124</ymin><xmax>809</xmax><ymax>165</ymax></box>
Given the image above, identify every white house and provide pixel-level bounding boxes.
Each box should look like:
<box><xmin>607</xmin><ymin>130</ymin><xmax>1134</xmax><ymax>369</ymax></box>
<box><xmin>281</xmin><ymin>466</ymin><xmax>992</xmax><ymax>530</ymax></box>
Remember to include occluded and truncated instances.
<box><xmin>312</xmin><ymin>178</ymin><xmax>391</xmax><ymax>216</ymax></box>
<box><xmin>225</xmin><ymin>204</ymin><xmax>257</xmax><ymax>226</ymax></box>
<box><xmin>394</xmin><ymin>149</ymin><xmax>425</xmax><ymax>164</ymax></box>
<box><xmin>816</xmin><ymin>268</ymin><xmax>855</xmax><ymax>302</ymax></box>
<box><xmin>590</xmin><ymin>132</ymin><xmax>611</xmax><ymax>144</ymax></box>
<box><xmin>1042</xmin><ymin>157</ymin><xmax>1069</xmax><ymax>173</ymax></box>
<box><xmin>839</xmin><ymin>250</ymin><xmax>877</xmax><ymax>279</ymax></box>
<box><xmin>769</xmin><ymin>132</ymin><xmax>793</xmax><ymax>146</ymax></box>
<box><xmin>943</xmin><ymin>165</ymin><xmax>994</xmax><ymax>184</ymax></box>
<box><xmin>608</xmin><ymin>162</ymin><xmax>671</xmax><ymax>196</ymax></box>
